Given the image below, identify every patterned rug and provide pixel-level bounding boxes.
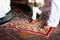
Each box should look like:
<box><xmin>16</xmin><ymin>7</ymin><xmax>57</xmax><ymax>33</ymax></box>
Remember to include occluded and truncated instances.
<box><xmin>0</xmin><ymin>17</ymin><xmax>53</xmax><ymax>37</ymax></box>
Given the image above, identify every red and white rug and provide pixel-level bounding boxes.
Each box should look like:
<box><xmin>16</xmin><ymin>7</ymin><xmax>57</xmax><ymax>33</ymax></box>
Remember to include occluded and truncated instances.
<box><xmin>0</xmin><ymin>17</ymin><xmax>53</xmax><ymax>37</ymax></box>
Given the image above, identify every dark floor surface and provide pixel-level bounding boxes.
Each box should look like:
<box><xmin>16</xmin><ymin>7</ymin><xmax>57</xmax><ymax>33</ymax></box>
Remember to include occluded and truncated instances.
<box><xmin>0</xmin><ymin>5</ymin><xmax>60</xmax><ymax>40</ymax></box>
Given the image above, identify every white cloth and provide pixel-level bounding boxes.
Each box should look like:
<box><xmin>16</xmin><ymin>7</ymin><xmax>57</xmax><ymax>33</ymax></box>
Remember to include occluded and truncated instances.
<box><xmin>47</xmin><ymin>0</ymin><xmax>60</xmax><ymax>27</ymax></box>
<box><xmin>32</xmin><ymin>6</ymin><xmax>42</xmax><ymax>20</ymax></box>
<box><xmin>28</xmin><ymin>0</ymin><xmax>44</xmax><ymax>5</ymax></box>
<box><xmin>28</xmin><ymin>0</ymin><xmax>44</xmax><ymax>20</ymax></box>
<box><xmin>0</xmin><ymin>0</ymin><xmax>11</xmax><ymax>18</ymax></box>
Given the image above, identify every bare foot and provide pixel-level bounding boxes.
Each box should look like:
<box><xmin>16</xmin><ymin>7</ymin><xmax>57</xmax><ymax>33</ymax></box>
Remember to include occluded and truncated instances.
<box><xmin>30</xmin><ymin>20</ymin><xmax>37</xmax><ymax>24</ymax></box>
<box><xmin>44</xmin><ymin>26</ymin><xmax>51</xmax><ymax>30</ymax></box>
